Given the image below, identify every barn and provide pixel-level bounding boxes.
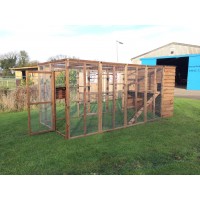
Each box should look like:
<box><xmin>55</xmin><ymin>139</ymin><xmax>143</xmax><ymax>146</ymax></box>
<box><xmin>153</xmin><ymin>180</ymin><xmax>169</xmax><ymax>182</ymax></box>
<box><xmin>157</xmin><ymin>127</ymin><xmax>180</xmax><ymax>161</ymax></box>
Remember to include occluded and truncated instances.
<box><xmin>131</xmin><ymin>42</ymin><xmax>200</xmax><ymax>90</ymax></box>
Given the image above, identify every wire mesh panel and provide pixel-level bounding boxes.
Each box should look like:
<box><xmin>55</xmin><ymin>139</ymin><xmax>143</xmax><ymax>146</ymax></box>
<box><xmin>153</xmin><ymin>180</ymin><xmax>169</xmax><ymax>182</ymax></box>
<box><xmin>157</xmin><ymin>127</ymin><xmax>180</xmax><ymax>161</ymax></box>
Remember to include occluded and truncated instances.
<box><xmin>127</xmin><ymin>66</ymin><xmax>137</xmax><ymax>124</ymax></box>
<box><xmin>27</xmin><ymin>71</ymin><xmax>54</xmax><ymax>135</ymax></box>
<box><xmin>102</xmin><ymin>65</ymin><xmax>113</xmax><ymax>130</ymax></box>
<box><xmin>135</xmin><ymin>67</ymin><xmax>145</xmax><ymax>123</ymax></box>
<box><xmin>155</xmin><ymin>67</ymin><xmax>163</xmax><ymax>118</ymax></box>
<box><xmin>146</xmin><ymin>68</ymin><xmax>155</xmax><ymax>120</ymax></box>
<box><xmin>86</xmin><ymin>65</ymin><xmax>98</xmax><ymax>134</ymax></box>
<box><xmin>69</xmin><ymin>67</ymin><xmax>84</xmax><ymax>137</ymax></box>
<box><xmin>115</xmin><ymin>66</ymin><xmax>125</xmax><ymax>128</ymax></box>
<box><xmin>68</xmin><ymin>62</ymin><xmax>99</xmax><ymax>137</ymax></box>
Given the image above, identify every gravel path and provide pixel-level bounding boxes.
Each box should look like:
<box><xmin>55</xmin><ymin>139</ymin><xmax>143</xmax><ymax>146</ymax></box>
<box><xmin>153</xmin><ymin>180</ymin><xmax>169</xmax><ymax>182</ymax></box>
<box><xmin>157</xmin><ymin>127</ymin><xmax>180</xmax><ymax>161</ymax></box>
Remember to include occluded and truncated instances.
<box><xmin>174</xmin><ymin>88</ymin><xmax>200</xmax><ymax>100</ymax></box>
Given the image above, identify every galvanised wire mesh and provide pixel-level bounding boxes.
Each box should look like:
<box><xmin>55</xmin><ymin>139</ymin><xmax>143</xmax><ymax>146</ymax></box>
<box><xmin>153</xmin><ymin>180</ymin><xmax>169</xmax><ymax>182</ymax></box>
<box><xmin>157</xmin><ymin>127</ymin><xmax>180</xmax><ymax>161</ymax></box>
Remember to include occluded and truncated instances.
<box><xmin>28</xmin><ymin>60</ymin><xmax>166</xmax><ymax>139</ymax></box>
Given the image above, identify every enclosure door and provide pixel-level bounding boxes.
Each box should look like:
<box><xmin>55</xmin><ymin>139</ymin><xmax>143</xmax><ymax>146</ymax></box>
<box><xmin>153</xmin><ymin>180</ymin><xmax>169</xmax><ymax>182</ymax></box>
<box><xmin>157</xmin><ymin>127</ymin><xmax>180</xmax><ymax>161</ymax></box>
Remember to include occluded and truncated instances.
<box><xmin>27</xmin><ymin>71</ymin><xmax>55</xmax><ymax>135</ymax></box>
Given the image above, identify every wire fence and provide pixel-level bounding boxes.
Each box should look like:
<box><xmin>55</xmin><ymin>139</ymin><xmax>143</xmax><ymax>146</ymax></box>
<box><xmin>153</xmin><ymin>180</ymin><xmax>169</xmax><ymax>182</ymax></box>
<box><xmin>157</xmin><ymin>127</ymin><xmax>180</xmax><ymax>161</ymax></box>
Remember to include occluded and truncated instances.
<box><xmin>0</xmin><ymin>76</ymin><xmax>26</xmax><ymax>89</ymax></box>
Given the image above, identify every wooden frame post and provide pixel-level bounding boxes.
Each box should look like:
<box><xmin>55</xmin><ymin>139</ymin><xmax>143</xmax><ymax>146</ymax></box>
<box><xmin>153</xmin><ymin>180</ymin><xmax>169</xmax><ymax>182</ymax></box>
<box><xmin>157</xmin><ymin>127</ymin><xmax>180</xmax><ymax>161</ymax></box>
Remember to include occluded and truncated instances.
<box><xmin>77</xmin><ymin>70</ymin><xmax>80</xmax><ymax>117</ymax></box>
<box><xmin>124</xmin><ymin>64</ymin><xmax>128</xmax><ymax>126</ymax></box>
<box><xmin>26</xmin><ymin>71</ymin><xmax>31</xmax><ymax>135</ymax></box>
<box><xmin>161</xmin><ymin>66</ymin><xmax>165</xmax><ymax>117</ymax></box>
<box><xmin>144</xmin><ymin>67</ymin><xmax>148</xmax><ymax>122</ymax></box>
<box><xmin>65</xmin><ymin>59</ymin><xmax>70</xmax><ymax>139</ymax></box>
<box><xmin>106</xmin><ymin>69</ymin><xmax>109</xmax><ymax>112</ymax></box>
<box><xmin>83</xmin><ymin>63</ymin><xmax>87</xmax><ymax>135</ymax></box>
<box><xmin>134</xmin><ymin>66</ymin><xmax>138</xmax><ymax>123</ymax></box>
<box><xmin>87</xmin><ymin>68</ymin><xmax>91</xmax><ymax>113</ymax></box>
<box><xmin>112</xmin><ymin>66</ymin><xmax>116</xmax><ymax>128</ymax></box>
<box><xmin>153</xmin><ymin>67</ymin><xmax>157</xmax><ymax>118</ymax></box>
<box><xmin>51</xmin><ymin>71</ymin><xmax>56</xmax><ymax>131</ymax></box>
<box><xmin>98</xmin><ymin>62</ymin><xmax>103</xmax><ymax>132</ymax></box>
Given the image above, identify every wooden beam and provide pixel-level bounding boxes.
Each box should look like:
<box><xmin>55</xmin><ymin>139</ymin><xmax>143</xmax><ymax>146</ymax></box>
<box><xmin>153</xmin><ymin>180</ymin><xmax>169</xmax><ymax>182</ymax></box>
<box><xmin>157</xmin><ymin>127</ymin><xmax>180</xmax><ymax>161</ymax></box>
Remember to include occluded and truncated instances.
<box><xmin>144</xmin><ymin>67</ymin><xmax>148</xmax><ymax>122</ymax></box>
<box><xmin>51</xmin><ymin>71</ymin><xmax>56</xmax><ymax>131</ymax></box>
<box><xmin>98</xmin><ymin>62</ymin><xmax>103</xmax><ymax>132</ymax></box>
<box><xmin>124</xmin><ymin>64</ymin><xmax>128</xmax><ymax>126</ymax></box>
<box><xmin>83</xmin><ymin>63</ymin><xmax>87</xmax><ymax>135</ymax></box>
<box><xmin>65</xmin><ymin>59</ymin><xmax>70</xmax><ymax>139</ymax></box>
<box><xmin>87</xmin><ymin>68</ymin><xmax>91</xmax><ymax>113</ymax></box>
<box><xmin>134</xmin><ymin>66</ymin><xmax>138</xmax><ymax>123</ymax></box>
<box><xmin>77</xmin><ymin>70</ymin><xmax>80</xmax><ymax>117</ymax></box>
<box><xmin>112</xmin><ymin>66</ymin><xmax>116</xmax><ymax>129</ymax></box>
<box><xmin>161</xmin><ymin>67</ymin><xmax>165</xmax><ymax>117</ymax></box>
<box><xmin>129</xmin><ymin>92</ymin><xmax>160</xmax><ymax>124</ymax></box>
<box><xmin>153</xmin><ymin>68</ymin><xmax>157</xmax><ymax>118</ymax></box>
<box><xmin>106</xmin><ymin>70</ymin><xmax>109</xmax><ymax>112</ymax></box>
<box><xmin>26</xmin><ymin>71</ymin><xmax>31</xmax><ymax>135</ymax></box>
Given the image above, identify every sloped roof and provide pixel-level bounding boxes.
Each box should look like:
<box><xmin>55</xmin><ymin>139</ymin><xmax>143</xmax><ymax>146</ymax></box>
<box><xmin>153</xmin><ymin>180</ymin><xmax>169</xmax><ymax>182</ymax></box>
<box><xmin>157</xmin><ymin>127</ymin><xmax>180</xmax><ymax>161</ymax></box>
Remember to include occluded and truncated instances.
<box><xmin>131</xmin><ymin>42</ymin><xmax>200</xmax><ymax>60</ymax></box>
<box><xmin>10</xmin><ymin>66</ymin><xmax>38</xmax><ymax>71</ymax></box>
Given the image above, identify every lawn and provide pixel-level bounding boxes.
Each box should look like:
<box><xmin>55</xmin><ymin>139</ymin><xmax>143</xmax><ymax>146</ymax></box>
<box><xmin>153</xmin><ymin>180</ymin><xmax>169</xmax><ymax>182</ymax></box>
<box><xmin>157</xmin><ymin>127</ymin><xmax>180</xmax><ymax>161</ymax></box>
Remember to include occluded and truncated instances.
<box><xmin>0</xmin><ymin>98</ymin><xmax>200</xmax><ymax>175</ymax></box>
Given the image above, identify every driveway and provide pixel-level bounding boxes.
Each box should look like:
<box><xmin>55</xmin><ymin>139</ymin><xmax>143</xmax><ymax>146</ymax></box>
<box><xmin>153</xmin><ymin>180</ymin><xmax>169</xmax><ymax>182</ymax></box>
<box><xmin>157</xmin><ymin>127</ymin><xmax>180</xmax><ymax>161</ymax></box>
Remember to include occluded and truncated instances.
<box><xmin>174</xmin><ymin>87</ymin><xmax>200</xmax><ymax>100</ymax></box>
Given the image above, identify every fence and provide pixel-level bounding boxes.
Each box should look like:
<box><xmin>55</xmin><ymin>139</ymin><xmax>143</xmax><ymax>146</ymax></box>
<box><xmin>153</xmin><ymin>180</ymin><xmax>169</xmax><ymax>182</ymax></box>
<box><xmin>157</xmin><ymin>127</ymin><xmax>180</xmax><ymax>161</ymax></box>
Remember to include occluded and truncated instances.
<box><xmin>0</xmin><ymin>77</ymin><xmax>16</xmax><ymax>88</ymax></box>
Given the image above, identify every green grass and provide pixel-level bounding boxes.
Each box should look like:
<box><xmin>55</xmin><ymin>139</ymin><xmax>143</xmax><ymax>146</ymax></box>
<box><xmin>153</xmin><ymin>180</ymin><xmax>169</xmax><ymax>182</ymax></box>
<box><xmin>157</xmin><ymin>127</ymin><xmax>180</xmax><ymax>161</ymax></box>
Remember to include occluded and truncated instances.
<box><xmin>1</xmin><ymin>98</ymin><xmax>200</xmax><ymax>174</ymax></box>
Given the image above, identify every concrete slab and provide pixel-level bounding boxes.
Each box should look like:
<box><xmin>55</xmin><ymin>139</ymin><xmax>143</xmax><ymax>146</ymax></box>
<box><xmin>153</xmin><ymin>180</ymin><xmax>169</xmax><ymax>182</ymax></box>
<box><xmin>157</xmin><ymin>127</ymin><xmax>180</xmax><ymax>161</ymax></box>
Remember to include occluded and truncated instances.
<box><xmin>174</xmin><ymin>87</ymin><xmax>200</xmax><ymax>100</ymax></box>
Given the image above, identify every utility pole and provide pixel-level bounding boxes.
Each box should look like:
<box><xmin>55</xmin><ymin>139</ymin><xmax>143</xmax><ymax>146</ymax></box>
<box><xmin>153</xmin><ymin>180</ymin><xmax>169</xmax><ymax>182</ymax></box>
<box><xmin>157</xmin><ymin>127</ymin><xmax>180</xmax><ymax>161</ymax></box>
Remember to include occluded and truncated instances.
<box><xmin>116</xmin><ymin>40</ymin><xmax>123</xmax><ymax>62</ymax></box>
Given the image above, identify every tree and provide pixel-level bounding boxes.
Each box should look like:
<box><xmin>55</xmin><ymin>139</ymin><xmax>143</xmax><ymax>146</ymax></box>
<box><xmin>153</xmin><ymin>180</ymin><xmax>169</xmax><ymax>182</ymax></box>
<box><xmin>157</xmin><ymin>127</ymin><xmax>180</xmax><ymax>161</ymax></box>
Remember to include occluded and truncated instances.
<box><xmin>17</xmin><ymin>50</ymin><xmax>30</xmax><ymax>67</ymax></box>
<box><xmin>48</xmin><ymin>54</ymin><xmax>79</xmax><ymax>62</ymax></box>
<box><xmin>0</xmin><ymin>52</ymin><xmax>18</xmax><ymax>76</ymax></box>
<box><xmin>49</xmin><ymin>55</ymin><xmax>79</xmax><ymax>87</ymax></box>
<box><xmin>48</xmin><ymin>54</ymin><xmax>69</xmax><ymax>62</ymax></box>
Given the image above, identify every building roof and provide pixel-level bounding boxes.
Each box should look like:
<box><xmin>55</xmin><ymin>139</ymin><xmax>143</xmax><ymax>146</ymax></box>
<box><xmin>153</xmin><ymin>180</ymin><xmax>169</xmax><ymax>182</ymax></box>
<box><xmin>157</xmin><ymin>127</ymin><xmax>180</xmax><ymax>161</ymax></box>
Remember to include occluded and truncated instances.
<box><xmin>10</xmin><ymin>66</ymin><xmax>38</xmax><ymax>71</ymax></box>
<box><xmin>131</xmin><ymin>42</ymin><xmax>200</xmax><ymax>60</ymax></box>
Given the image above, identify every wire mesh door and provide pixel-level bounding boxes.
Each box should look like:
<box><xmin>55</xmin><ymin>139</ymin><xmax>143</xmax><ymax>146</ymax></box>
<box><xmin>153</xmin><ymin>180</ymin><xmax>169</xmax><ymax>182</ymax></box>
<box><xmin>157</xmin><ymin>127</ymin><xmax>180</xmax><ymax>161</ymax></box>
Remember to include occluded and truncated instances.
<box><xmin>27</xmin><ymin>71</ymin><xmax>55</xmax><ymax>135</ymax></box>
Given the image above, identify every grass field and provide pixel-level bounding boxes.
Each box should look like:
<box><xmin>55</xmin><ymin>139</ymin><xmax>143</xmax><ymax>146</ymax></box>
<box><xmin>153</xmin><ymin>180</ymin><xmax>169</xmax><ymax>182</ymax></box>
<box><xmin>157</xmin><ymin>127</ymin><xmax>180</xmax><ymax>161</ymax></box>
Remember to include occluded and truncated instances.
<box><xmin>0</xmin><ymin>77</ymin><xmax>16</xmax><ymax>89</ymax></box>
<box><xmin>0</xmin><ymin>98</ymin><xmax>200</xmax><ymax>175</ymax></box>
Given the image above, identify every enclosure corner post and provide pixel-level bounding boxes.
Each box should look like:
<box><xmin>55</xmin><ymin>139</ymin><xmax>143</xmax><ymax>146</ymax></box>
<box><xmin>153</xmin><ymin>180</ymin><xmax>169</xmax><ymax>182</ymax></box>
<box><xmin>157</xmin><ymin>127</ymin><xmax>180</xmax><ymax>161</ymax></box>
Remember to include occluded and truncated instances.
<box><xmin>83</xmin><ymin>62</ymin><xmax>87</xmax><ymax>135</ymax></box>
<box><xmin>124</xmin><ymin>64</ymin><xmax>128</xmax><ymax>127</ymax></box>
<box><xmin>65</xmin><ymin>59</ymin><xmax>70</xmax><ymax>139</ymax></box>
<box><xmin>98</xmin><ymin>62</ymin><xmax>103</xmax><ymax>133</ymax></box>
<box><xmin>112</xmin><ymin>66</ymin><xmax>116</xmax><ymax>129</ymax></box>
<box><xmin>134</xmin><ymin>66</ymin><xmax>138</xmax><ymax>123</ymax></box>
<box><xmin>26</xmin><ymin>71</ymin><xmax>31</xmax><ymax>135</ymax></box>
<box><xmin>51</xmin><ymin>71</ymin><xmax>56</xmax><ymax>131</ymax></box>
<box><xmin>144</xmin><ymin>67</ymin><xmax>148</xmax><ymax>122</ymax></box>
<box><xmin>161</xmin><ymin>66</ymin><xmax>165</xmax><ymax>117</ymax></box>
<box><xmin>153</xmin><ymin>67</ymin><xmax>157</xmax><ymax>118</ymax></box>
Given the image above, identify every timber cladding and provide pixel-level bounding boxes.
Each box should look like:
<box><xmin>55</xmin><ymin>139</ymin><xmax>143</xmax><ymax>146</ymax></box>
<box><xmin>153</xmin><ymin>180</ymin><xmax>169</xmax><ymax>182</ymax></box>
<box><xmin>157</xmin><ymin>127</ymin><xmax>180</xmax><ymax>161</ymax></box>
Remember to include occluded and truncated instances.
<box><xmin>27</xmin><ymin>59</ymin><xmax>176</xmax><ymax>139</ymax></box>
<box><xmin>161</xmin><ymin>66</ymin><xmax>176</xmax><ymax>117</ymax></box>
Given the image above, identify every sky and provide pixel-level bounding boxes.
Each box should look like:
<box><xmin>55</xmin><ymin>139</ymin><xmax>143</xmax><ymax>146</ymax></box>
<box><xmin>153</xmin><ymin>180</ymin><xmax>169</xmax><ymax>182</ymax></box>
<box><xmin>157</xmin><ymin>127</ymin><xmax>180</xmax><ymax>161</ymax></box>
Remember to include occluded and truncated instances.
<box><xmin>0</xmin><ymin>0</ymin><xmax>200</xmax><ymax>63</ymax></box>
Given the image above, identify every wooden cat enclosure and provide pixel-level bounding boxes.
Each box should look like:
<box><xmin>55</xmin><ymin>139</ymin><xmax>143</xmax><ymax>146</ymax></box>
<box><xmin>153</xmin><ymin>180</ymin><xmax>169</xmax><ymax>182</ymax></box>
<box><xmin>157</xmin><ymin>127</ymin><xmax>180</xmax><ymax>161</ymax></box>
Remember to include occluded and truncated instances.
<box><xmin>26</xmin><ymin>59</ymin><xmax>175</xmax><ymax>139</ymax></box>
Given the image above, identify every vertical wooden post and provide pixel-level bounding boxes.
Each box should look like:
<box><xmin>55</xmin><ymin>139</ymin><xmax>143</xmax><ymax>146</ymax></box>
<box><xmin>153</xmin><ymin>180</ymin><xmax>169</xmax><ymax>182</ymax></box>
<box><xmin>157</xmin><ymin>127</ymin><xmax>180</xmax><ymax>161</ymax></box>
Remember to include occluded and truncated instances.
<box><xmin>112</xmin><ymin>66</ymin><xmax>116</xmax><ymax>128</ymax></box>
<box><xmin>144</xmin><ymin>67</ymin><xmax>148</xmax><ymax>122</ymax></box>
<box><xmin>124</xmin><ymin>64</ymin><xmax>128</xmax><ymax>127</ymax></box>
<box><xmin>161</xmin><ymin>67</ymin><xmax>165</xmax><ymax>117</ymax></box>
<box><xmin>153</xmin><ymin>68</ymin><xmax>157</xmax><ymax>118</ymax></box>
<box><xmin>65</xmin><ymin>59</ymin><xmax>70</xmax><ymax>139</ymax></box>
<box><xmin>106</xmin><ymin>70</ymin><xmax>109</xmax><ymax>112</ymax></box>
<box><xmin>51</xmin><ymin>71</ymin><xmax>56</xmax><ymax>131</ymax></box>
<box><xmin>77</xmin><ymin>70</ymin><xmax>80</xmax><ymax>117</ymax></box>
<box><xmin>83</xmin><ymin>63</ymin><xmax>87</xmax><ymax>135</ymax></box>
<box><xmin>98</xmin><ymin>62</ymin><xmax>103</xmax><ymax>133</ymax></box>
<box><xmin>26</xmin><ymin>71</ymin><xmax>31</xmax><ymax>135</ymax></box>
<box><xmin>87</xmin><ymin>68</ymin><xmax>91</xmax><ymax>113</ymax></box>
<box><xmin>134</xmin><ymin>66</ymin><xmax>138</xmax><ymax>123</ymax></box>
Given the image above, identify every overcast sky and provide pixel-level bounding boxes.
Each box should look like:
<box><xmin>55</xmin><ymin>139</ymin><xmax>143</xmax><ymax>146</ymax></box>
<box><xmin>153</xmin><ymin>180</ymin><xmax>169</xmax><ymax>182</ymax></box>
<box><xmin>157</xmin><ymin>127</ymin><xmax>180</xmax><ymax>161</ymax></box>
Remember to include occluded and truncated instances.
<box><xmin>0</xmin><ymin>0</ymin><xmax>200</xmax><ymax>63</ymax></box>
